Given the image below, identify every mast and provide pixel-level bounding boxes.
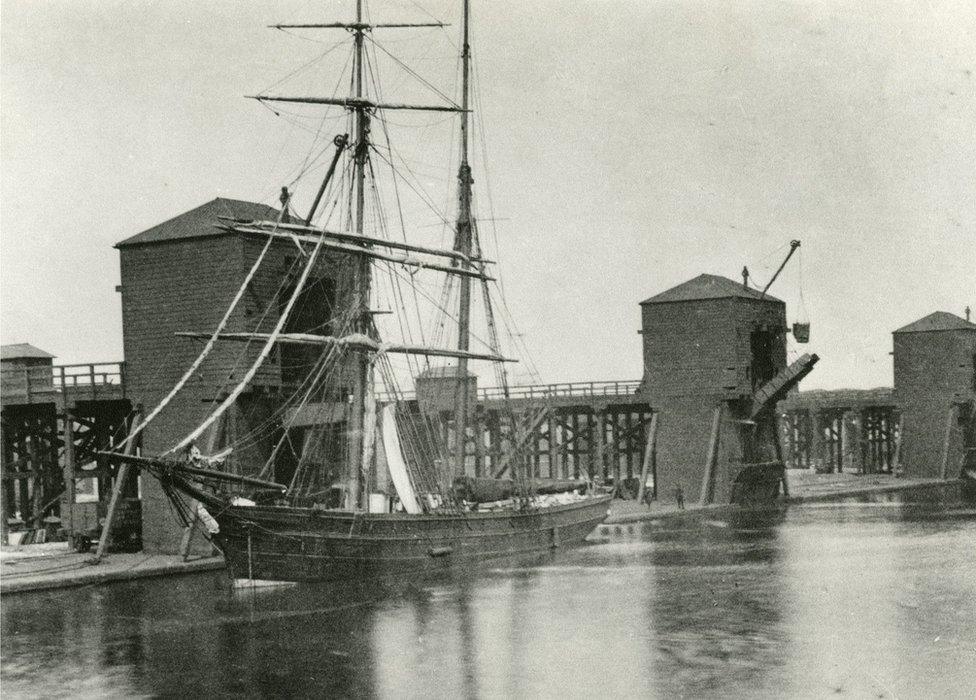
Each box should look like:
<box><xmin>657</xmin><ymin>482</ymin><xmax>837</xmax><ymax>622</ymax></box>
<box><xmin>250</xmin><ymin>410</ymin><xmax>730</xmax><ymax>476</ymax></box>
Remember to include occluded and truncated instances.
<box><xmin>238</xmin><ymin>4</ymin><xmax>466</xmax><ymax>508</ymax></box>
<box><xmin>452</xmin><ymin>0</ymin><xmax>474</xmax><ymax>476</ymax></box>
<box><xmin>135</xmin><ymin>4</ymin><xmax>493</xmax><ymax>507</ymax></box>
<box><xmin>347</xmin><ymin>0</ymin><xmax>371</xmax><ymax>509</ymax></box>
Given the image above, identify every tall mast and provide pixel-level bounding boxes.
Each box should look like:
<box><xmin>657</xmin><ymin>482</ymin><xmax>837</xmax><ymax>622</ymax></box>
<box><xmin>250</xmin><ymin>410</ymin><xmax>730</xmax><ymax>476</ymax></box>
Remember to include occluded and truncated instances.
<box><xmin>346</xmin><ymin>0</ymin><xmax>371</xmax><ymax>509</ymax></box>
<box><xmin>452</xmin><ymin>0</ymin><xmax>473</xmax><ymax>476</ymax></box>
<box><xmin>161</xmin><ymin>5</ymin><xmax>470</xmax><ymax>508</ymax></box>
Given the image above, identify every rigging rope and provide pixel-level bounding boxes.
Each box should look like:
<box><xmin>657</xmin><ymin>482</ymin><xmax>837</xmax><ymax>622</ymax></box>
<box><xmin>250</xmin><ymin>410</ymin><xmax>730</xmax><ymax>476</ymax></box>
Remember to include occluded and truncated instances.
<box><xmin>256</xmin><ymin>37</ymin><xmax>348</xmax><ymax>96</ymax></box>
<box><xmin>367</xmin><ymin>39</ymin><xmax>436</xmax><ymax>379</ymax></box>
<box><xmin>116</xmin><ymin>217</ymin><xmax>284</xmax><ymax>451</ymax></box>
<box><xmin>205</xmin><ymin>186</ymin><xmax>354</xmax><ymax>460</ymax></box>
<box><xmin>366</xmin><ymin>34</ymin><xmax>457</xmax><ymax>106</ymax></box>
<box><xmin>166</xmin><ymin>227</ymin><xmax>328</xmax><ymax>454</ymax></box>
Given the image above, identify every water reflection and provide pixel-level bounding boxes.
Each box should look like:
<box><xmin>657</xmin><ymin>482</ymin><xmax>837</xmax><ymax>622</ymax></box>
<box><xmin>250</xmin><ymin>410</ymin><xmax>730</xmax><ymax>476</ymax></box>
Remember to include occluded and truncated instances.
<box><xmin>641</xmin><ymin>510</ymin><xmax>789</xmax><ymax>697</ymax></box>
<box><xmin>2</xmin><ymin>503</ymin><xmax>974</xmax><ymax>698</ymax></box>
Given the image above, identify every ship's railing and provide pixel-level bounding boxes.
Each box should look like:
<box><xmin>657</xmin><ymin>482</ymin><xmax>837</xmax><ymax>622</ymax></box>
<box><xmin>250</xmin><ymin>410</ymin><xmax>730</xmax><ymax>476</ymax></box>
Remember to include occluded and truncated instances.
<box><xmin>1</xmin><ymin>362</ymin><xmax>126</xmax><ymax>403</ymax></box>
<box><xmin>379</xmin><ymin>379</ymin><xmax>642</xmax><ymax>403</ymax></box>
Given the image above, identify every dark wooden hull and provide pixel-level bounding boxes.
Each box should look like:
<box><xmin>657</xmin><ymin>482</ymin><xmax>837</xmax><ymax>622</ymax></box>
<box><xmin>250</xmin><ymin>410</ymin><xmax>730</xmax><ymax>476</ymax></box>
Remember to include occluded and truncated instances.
<box><xmin>194</xmin><ymin>493</ymin><xmax>612</xmax><ymax>582</ymax></box>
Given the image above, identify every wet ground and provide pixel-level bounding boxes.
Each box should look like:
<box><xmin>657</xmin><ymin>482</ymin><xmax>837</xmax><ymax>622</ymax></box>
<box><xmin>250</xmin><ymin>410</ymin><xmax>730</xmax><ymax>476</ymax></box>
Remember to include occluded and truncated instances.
<box><xmin>2</xmin><ymin>502</ymin><xmax>974</xmax><ymax>698</ymax></box>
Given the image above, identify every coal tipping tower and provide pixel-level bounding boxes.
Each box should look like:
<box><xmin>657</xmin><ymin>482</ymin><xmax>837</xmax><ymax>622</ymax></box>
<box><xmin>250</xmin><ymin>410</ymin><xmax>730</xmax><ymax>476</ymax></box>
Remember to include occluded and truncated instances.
<box><xmin>639</xmin><ymin>274</ymin><xmax>818</xmax><ymax>505</ymax></box>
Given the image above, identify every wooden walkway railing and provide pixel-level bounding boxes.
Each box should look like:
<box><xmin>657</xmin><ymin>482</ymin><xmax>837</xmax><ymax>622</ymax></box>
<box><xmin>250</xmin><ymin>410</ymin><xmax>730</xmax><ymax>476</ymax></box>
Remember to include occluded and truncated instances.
<box><xmin>1</xmin><ymin>362</ymin><xmax>126</xmax><ymax>404</ymax></box>
<box><xmin>379</xmin><ymin>379</ymin><xmax>642</xmax><ymax>403</ymax></box>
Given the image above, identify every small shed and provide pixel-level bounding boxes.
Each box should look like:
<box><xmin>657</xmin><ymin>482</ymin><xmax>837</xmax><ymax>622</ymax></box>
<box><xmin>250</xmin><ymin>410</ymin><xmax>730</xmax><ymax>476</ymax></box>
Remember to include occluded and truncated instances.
<box><xmin>1</xmin><ymin>342</ymin><xmax>55</xmax><ymax>368</ymax></box>
<box><xmin>1</xmin><ymin>343</ymin><xmax>56</xmax><ymax>401</ymax></box>
<box><xmin>416</xmin><ymin>365</ymin><xmax>477</xmax><ymax>414</ymax></box>
<box><xmin>893</xmin><ymin>311</ymin><xmax>976</xmax><ymax>478</ymax></box>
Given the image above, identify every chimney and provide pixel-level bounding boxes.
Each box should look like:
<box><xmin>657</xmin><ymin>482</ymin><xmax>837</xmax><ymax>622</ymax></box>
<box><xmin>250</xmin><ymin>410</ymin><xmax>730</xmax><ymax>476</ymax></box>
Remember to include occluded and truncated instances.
<box><xmin>966</xmin><ymin>305</ymin><xmax>971</xmax><ymax>323</ymax></box>
<box><xmin>742</xmin><ymin>266</ymin><xmax>750</xmax><ymax>288</ymax></box>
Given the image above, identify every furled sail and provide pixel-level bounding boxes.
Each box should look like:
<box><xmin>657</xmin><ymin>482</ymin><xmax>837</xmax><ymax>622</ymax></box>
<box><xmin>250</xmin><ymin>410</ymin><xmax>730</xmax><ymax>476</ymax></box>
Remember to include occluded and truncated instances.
<box><xmin>381</xmin><ymin>404</ymin><xmax>421</xmax><ymax>514</ymax></box>
<box><xmin>116</xmin><ymin>226</ymin><xmax>279</xmax><ymax>451</ymax></box>
<box><xmin>166</xmin><ymin>232</ymin><xmax>327</xmax><ymax>454</ymax></box>
<box><xmin>174</xmin><ymin>331</ymin><xmax>516</xmax><ymax>363</ymax></box>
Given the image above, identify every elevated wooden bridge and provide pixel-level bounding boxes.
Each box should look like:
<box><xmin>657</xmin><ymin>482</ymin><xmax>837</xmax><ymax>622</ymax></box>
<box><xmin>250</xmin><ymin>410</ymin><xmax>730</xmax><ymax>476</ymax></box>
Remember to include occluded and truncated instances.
<box><xmin>778</xmin><ymin>388</ymin><xmax>900</xmax><ymax>474</ymax></box>
<box><xmin>1</xmin><ymin>361</ymin><xmax>134</xmax><ymax>543</ymax></box>
<box><xmin>390</xmin><ymin>378</ymin><xmax>654</xmax><ymax>491</ymax></box>
<box><xmin>1</xmin><ymin>362</ymin><xmax>127</xmax><ymax>406</ymax></box>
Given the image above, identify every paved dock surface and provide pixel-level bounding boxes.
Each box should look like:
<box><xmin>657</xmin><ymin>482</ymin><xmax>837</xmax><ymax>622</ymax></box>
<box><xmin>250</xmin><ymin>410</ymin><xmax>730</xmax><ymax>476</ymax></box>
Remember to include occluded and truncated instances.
<box><xmin>0</xmin><ymin>542</ymin><xmax>223</xmax><ymax>594</ymax></box>
<box><xmin>784</xmin><ymin>470</ymin><xmax>946</xmax><ymax>501</ymax></box>
<box><xmin>605</xmin><ymin>471</ymin><xmax>955</xmax><ymax>524</ymax></box>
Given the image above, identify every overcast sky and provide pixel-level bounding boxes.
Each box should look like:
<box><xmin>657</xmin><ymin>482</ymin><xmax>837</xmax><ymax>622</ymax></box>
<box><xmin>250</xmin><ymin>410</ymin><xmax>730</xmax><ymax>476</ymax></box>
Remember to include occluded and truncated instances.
<box><xmin>2</xmin><ymin>0</ymin><xmax>974</xmax><ymax>390</ymax></box>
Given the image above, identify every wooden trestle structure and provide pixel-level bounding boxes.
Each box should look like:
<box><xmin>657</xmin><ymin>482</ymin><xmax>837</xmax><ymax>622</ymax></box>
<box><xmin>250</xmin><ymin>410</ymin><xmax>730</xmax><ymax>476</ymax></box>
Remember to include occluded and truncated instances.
<box><xmin>0</xmin><ymin>361</ymin><xmax>137</xmax><ymax>546</ymax></box>
<box><xmin>778</xmin><ymin>388</ymin><xmax>900</xmax><ymax>474</ymax></box>
<box><xmin>404</xmin><ymin>379</ymin><xmax>656</xmax><ymax>495</ymax></box>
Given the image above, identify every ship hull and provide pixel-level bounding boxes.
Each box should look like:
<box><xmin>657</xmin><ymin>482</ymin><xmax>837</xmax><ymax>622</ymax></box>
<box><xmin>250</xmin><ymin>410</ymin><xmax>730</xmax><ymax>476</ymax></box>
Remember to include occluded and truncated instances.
<box><xmin>197</xmin><ymin>493</ymin><xmax>612</xmax><ymax>583</ymax></box>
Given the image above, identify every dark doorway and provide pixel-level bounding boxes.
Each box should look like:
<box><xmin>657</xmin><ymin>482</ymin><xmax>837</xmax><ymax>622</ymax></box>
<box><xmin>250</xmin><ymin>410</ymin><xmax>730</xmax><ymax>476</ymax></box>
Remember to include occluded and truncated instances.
<box><xmin>750</xmin><ymin>327</ymin><xmax>778</xmax><ymax>391</ymax></box>
<box><xmin>279</xmin><ymin>276</ymin><xmax>335</xmax><ymax>386</ymax></box>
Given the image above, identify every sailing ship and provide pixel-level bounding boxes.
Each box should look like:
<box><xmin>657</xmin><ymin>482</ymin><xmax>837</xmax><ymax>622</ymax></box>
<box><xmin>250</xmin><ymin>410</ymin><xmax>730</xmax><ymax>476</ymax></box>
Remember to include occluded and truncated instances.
<box><xmin>106</xmin><ymin>0</ymin><xmax>611</xmax><ymax>582</ymax></box>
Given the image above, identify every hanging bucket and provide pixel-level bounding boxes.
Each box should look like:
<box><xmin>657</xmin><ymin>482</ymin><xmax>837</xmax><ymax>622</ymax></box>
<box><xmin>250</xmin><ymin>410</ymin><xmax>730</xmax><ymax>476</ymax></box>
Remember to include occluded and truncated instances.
<box><xmin>792</xmin><ymin>322</ymin><xmax>810</xmax><ymax>343</ymax></box>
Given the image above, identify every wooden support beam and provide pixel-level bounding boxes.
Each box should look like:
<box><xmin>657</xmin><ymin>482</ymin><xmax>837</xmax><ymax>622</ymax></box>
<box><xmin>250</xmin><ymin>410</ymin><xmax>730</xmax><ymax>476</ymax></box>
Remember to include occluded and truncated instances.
<box><xmin>624</xmin><ymin>411</ymin><xmax>634</xmax><ymax>478</ymax></box>
<box><xmin>91</xmin><ymin>410</ymin><xmax>142</xmax><ymax>563</ymax></box>
<box><xmin>17</xmin><ymin>457</ymin><xmax>29</xmax><ymax>517</ymax></box>
<box><xmin>571</xmin><ymin>412</ymin><xmax>582</xmax><ymax>479</ymax></box>
<box><xmin>473</xmin><ymin>407</ymin><xmax>486</xmax><ymax>477</ymax></box>
<box><xmin>770</xmin><ymin>408</ymin><xmax>789</xmax><ymax>497</ymax></box>
<box><xmin>69</xmin><ymin>415</ymin><xmax>98</xmax><ymax>430</ymax></box>
<box><xmin>487</xmin><ymin>411</ymin><xmax>501</xmax><ymax>476</ymax></box>
<box><xmin>552</xmin><ymin>417</ymin><xmax>578</xmax><ymax>440</ymax></box>
<box><xmin>491</xmin><ymin>407</ymin><xmax>549</xmax><ymax>478</ymax></box>
<box><xmin>178</xmin><ymin>521</ymin><xmax>198</xmax><ymax>561</ymax></box>
<box><xmin>62</xmin><ymin>411</ymin><xmax>76</xmax><ymax>536</ymax></box>
<box><xmin>939</xmin><ymin>404</ymin><xmax>958</xmax><ymax>480</ymax></box>
<box><xmin>699</xmin><ymin>406</ymin><xmax>723</xmax><ymax>506</ymax></box>
<box><xmin>636</xmin><ymin>413</ymin><xmax>658</xmax><ymax>505</ymax></box>
<box><xmin>548</xmin><ymin>413</ymin><xmax>558</xmax><ymax>479</ymax></box>
<box><xmin>891</xmin><ymin>413</ymin><xmax>904</xmax><ymax>475</ymax></box>
<box><xmin>0</xmin><ymin>419</ymin><xmax>8</xmax><ymax>546</ymax></box>
<box><xmin>809</xmin><ymin>410</ymin><xmax>824</xmax><ymax>471</ymax></box>
<box><xmin>593</xmin><ymin>410</ymin><xmax>605</xmax><ymax>482</ymax></box>
<box><xmin>27</xmin><ymin>434</ymin><xmax>41</xmax><ymax>529</ymax></box>
<box><xmin>180</xmin><ymin>411</ymin><xmax>225</xmax><ymax>560</ymax></box>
